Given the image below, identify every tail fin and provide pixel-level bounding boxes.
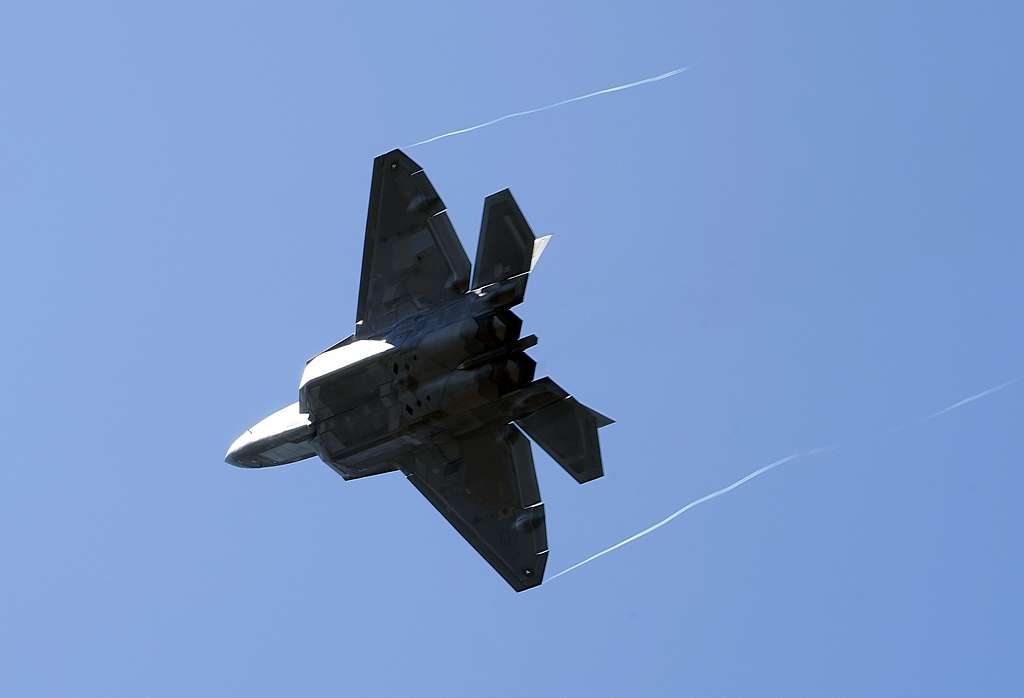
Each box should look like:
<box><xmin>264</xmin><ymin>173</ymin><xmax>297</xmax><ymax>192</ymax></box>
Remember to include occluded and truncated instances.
<box><xmin>472</xmin><ymin>190</ymin><xmax>550</xmax><ymax>290</ymax></box>
<box><xmin>516</xmin><ymin>393</ymin><xmax>613</xmax><ymax>484</ymax></box>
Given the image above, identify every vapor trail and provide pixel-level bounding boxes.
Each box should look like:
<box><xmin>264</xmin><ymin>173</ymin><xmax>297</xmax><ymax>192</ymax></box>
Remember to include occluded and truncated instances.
<box><xmin>549</xmin><ymin>376</ymin><xmax>1022</xmax><ymax>582</ymax></box>
<box><xmin>547</xmin><ymin>453</ymin><xmax>803</xmax><ymax>581</ymax></box>
<box><xmin>921</xmin><ymin>377</ymin><xmax>1021</xmax><ymax>422</ymax></box>
<box><xmin>408</xmin><ymin>66</ymin><xmax>693</xmax><ymax>148</ymax></box>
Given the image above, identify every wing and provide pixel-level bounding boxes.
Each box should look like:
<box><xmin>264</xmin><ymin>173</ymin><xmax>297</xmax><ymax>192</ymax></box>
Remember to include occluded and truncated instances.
<box><xmin>401</xmin><ymin>423</ymin><xmax>548</xmax><ymax>591</ymax></box>
<box><xmin>355</xmin><ymin>149</ymin><xmax>471</xmax><ymax>337</ymax></box>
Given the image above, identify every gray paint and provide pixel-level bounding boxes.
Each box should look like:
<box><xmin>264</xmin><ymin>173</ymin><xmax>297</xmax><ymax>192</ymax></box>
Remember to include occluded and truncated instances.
<box><xmin>226</xmin><ymin>149</ymin><xmax>612</xmax><ymax>592</ymax></box>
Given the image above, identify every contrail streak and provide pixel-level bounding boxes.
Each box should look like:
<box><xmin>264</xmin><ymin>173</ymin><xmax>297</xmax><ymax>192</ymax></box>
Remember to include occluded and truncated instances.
<box><xmin>921</xmin><ymin>376</ymin><xmax>1021</xmax><ymax>422</ymax></box>
<box><xmin>407</xmin><ymin>66</ymin><xmax>693</xmax><ymax>148</ymax></box>
<box><xmin>548</xmin><ymin>376</ymin><xmax>1022</xmax><ymax>582</ymax></box>
<box><xmin>547</xmin><ymin>453</ymin><xmax>803</xmax><ymax>581</ymax></box>
<box><xmin>887</xmin><ymin>376</ymin><xmax>1023</xmax><ymax>435</ymax></box>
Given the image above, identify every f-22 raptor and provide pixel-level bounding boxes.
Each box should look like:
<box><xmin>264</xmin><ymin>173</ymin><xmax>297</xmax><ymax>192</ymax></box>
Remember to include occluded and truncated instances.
<box><xmin>226</xmin><ymin>150</ymin><xmax>612</xmax><ymax>591</ymax></box>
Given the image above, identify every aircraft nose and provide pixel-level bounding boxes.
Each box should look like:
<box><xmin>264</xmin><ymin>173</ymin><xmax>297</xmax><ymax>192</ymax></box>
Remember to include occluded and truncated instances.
<box><xmin>224</xmin><ymin>403</ymin><xmax>317</xmax><ymax>468</ymax></box>
<box><xmin>224</xmin><ymin>430</ymin><xmax>258</xmax><ymax>467</ymax></box>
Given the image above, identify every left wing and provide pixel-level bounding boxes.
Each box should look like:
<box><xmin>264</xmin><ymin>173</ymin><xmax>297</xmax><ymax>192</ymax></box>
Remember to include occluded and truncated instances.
<box><xmin>355</xmin><ymin>149</ymin><xmax>471</xmax><ymax>337</ymax></box>
<box><xmin>401</xmin><ymin>423</ymin><xmax>548</xmax><ymax>591</ymax></box>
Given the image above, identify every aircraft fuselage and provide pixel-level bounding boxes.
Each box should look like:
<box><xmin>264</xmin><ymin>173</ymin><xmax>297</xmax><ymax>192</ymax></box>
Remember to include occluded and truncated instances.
<box><xmin>225</xmin><ymin>149</ymin><xmax>610</xmax><ymax>591</ymax></box>
<box><xmin>301</xmin><ymin>276</ymin><xmax>559</xmax><ymax>480</ymax></box>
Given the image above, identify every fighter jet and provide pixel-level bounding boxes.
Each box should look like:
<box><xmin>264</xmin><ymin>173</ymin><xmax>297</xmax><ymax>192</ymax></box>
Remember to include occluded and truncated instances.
<box><xmin>226</xmin><ymin>149</ymin><xmax>612</xmax><ymax>591</ymax></box>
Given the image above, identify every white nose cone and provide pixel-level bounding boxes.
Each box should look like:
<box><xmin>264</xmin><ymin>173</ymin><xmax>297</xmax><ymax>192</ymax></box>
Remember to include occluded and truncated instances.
<box><xmin>225</xmin><ymin>402</ymin><xmax>317</xmax><ymax>467</ymax></box>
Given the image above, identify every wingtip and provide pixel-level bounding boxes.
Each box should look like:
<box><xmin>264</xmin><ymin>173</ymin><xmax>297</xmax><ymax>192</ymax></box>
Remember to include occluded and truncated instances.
<box><xmin>375</xmin><ymin>148</ymin><xmax>421</xmax><ymax>173</ymax></box>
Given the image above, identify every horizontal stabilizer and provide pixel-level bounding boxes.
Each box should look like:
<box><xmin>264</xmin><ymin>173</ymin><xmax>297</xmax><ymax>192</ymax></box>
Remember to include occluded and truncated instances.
<box><xmin>585</xmin><ymin>405</ymin><xmax>614</xmax><ymax>428</ymax></box>
<box><xmin>472</xmin><ymin>189</ymin><xmax>537</xmax><ymax>290</ymax></box>
<box><xmin>516</xmin><ymin>396</ymin><xmax>610</xmax><ymax>484</ymax></box>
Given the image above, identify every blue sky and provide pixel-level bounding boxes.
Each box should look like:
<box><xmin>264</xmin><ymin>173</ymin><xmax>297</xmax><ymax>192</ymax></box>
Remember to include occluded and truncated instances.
<box><xmin>2</xmin><ymin>1</ymin><xmax>1022</xmax><ymax>695</ymax></box>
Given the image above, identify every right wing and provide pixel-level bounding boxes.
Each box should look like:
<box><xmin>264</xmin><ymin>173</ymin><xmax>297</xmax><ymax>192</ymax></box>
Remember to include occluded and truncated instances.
<box><xmin>401</xmin><ymin>423</ymin><xmax>548</xmax><ymax>591</ymax></box>
<box><xmin>355</xmin><ymin>150</ymin><xmax>471</xmax><ymax>337</ymax></box>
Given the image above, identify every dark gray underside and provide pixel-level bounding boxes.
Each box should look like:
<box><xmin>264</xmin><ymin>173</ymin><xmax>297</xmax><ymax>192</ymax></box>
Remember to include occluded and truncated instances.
<box><xmin>240</xmin><ymin>149</ymin><xmax>611</xmax><ymax>592</ymax></box>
